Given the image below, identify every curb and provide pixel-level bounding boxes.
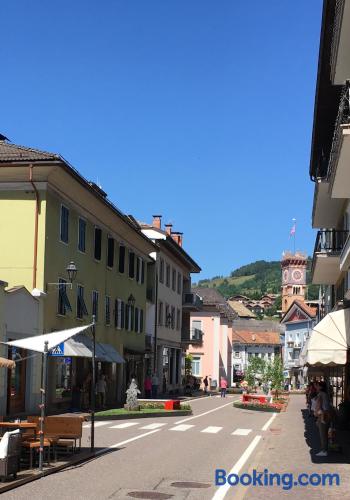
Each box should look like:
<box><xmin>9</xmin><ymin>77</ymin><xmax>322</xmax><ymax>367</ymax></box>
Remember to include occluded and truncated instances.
<box><xmin>90</xmin><ymin>410</ymin><xmax>192</xmax><ymax>421</ymax></box>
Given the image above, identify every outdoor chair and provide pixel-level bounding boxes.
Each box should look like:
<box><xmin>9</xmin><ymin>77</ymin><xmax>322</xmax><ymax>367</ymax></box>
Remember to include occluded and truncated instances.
<box><xmin>0</xmin><ymin>432</ymin><xmax>21</xmax><ymax>481</ymax></box>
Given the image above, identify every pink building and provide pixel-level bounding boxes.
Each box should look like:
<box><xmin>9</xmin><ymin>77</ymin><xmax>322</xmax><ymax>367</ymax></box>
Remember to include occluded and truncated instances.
<box><xmin>188</xmin><ymin>288</ymin><xmax>236</xmax><ymax>389</ymax></box>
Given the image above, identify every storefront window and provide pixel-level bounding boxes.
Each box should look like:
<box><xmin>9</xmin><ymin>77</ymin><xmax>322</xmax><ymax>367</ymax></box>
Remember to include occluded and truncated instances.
<box><xmin>55</xmin><ymin>358</ymin><xmax>72</xmax><ymax>399</ymax></box>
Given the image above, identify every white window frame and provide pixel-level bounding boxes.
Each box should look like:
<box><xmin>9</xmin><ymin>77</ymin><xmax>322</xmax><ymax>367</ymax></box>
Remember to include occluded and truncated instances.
<box><xmin>191</xmin><ymin>356</ymin><xmax>201</xmax><ymax>376</ymax></box>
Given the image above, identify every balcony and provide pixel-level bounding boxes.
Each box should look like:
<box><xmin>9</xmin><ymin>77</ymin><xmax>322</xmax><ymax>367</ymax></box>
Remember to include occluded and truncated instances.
<box><xmin>181</xmin><ymin>328</ymin><xmax>204</xmax><ymax>346</ymax></box>
<box><xmin>182</xmin><ymin>293</ymin><xmax>203</xmax><ymax>311</ymax></box>
<box><xmin>330</xmin><ymin>1</ymin><xmax>350</xmax><ymax>85</ymax></box>
<box><xmin>312</xmin><ymin>180</ymin><xmax>344</xmax><ymax>229</ymax></box>
<box><xmin>328</xmin><ymin>82</ymin><xmax>350</xmax><ymax>198</ymax></box>
<box><xmin>312</xmin><ymin>230</ymin><xmax>348</xmax><ymax>285</ymax></box>
<box><xmin>146</xmin><ymin>287</ymin><xmax>154</xmax><ymax>302</ymax></box>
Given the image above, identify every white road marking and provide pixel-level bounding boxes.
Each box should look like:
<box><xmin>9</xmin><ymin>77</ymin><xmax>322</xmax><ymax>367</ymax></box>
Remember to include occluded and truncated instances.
<box><xmin>201</xmin><ymin>426</ymin><xmax>222</xmax><ymax>434</ymax></box>
<box><xmin>95</xmin><ymin>429</ymin><xmax>161</xmax><ymax>456</ymax></box>
<box><xmin>176</xmin><ymin>401</ymin><xmax>234</xmax><ymax>424</ymax></box>
<box><xmin>109</xmin><ymin>422</ymin><xmax>140</xmax><ymax>429</ymax></box>
<box><xmin>232</xmin><ymin>428</ymin><xmax>251</xmax><ymax>436</ymax></box>
<box><xmin>212</xmin><ymin>435</ymin><xmax>262</xmax><ymax>500</ymax></box>
<box><xmin>262</xmin><ymin>413</ymin><xmax>277</xmax><ymax>431</ymax></box>
<box><xmin>140</xmin><ymin>423</ymin><xmax>167</xmax><ymax>430</ymax></box>
<box><xmin>83</xmin><ymin>421</ymin><xmax>113</xmax><ymax>429</ymax></box>
<box><xmin>169</xmin><ymin>424</ymin><xmax>194</xmax><ymax>432</ymax></box>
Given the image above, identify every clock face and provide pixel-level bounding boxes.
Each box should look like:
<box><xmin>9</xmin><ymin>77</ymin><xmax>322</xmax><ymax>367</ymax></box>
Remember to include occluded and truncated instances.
<box><xmin>283</xmin><ymin>270</ymin><xmax>289</xmax><ymax>283</ymax></box>
<box><xmin>292</xmin><ymin>270</ymin><xmax>303</xmax><ymax>282</ymax></box>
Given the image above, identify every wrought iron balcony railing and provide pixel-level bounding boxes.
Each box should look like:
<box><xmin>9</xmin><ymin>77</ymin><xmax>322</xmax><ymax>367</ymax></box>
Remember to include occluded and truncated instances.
<box><xmin>314</xmin><ymin>229</ymin><xmax>348</xmax><ymax>254</ymax></box>
<box><xmin>328</xmin><ymin>81</ymin><xmax>350</xmax><ymax>182</ymax></box>
<box><xmin>182</xmin><ymin>293</ymin><xmax>203</xmax><ymax>309</ymax></box>
<box><xmin>181</xmin><ymin>328</ymin><xmax>204</xmax><ymax>345</ymax></box>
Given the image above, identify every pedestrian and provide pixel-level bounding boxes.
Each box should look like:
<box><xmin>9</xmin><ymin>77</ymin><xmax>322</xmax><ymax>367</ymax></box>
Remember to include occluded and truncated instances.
<box><xmin>306</xmin><ymin>382</ymin><xmax>317</xmax><ymax>416</ymax></box>
<box><xmin>151</xmin><ymin>372</ymin><xmax>159</xmax><ymax>398</ymax></box>
<box><xmin>314</xmin><ymin>381</ymin><xmax>332</xmax><ymax>457</ymax></box>
<box><xmin>96</xmin><ymin>374</ymin><xmax>107</xmax><ymax>409</ymax></box>
<box><xmin>203</xmin><ymin>376</ymin><xmax>209</xmax><ymax>394</ymax></box>
<box><xmin>220</xmin><ymin>377</ymin><xmax>228</xmax><ymax>398</ymax></box>
<box><xmin>144</xmin><ymin>374</ymin><xmax>152</xmax><ymax>398</ymax></box>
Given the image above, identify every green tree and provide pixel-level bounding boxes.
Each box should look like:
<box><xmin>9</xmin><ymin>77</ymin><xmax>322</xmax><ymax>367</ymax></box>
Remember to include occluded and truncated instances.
<box><xmin>185</xmin><ymin>354</ymin><xmax>193</xmax><ymax>376</ymax></box>
<box><xmin>246</xmin><ymin>357</ymin><xmax>266</xmax><ymax>388</ymax></box>
<box><xmin>269</xmin><ymin>356</ymin><xmax>284</xmax><ymax>398</ymax></box>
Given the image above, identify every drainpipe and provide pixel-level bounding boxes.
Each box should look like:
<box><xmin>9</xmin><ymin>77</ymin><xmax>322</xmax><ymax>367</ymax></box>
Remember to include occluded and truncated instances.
<box><xmin>29</xmin><ymin>165</ymin><xmax>39</xmax><ymax>289</ymax></box>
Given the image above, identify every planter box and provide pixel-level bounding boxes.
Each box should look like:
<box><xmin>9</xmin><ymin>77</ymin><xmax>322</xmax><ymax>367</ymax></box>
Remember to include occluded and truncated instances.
<box><xmin>234</xmin><ymin>401</ymin><xmax>282</xmax><ymax>413</ymax></box>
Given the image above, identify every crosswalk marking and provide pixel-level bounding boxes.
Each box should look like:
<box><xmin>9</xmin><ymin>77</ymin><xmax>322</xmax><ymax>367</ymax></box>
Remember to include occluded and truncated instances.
<box><xmin>169</xmin><ymin>424</ymin><xmax>194</xmax><ymax>432</ymax></box>
<box><xmin>201</xmin><ymin>426</ymin><xmax>222</xmax><ymax>434</ymax></box>
<box><xmin>232</xmin><ymin>428</ymin><xmax>252</xmax><ymax>436</ymax></box>
<box><xmin>109</xmin><ymin>422</ymin><xmax>140</xmax><ymax>429</ymax></box>
<box><xmin>140</xmin><ymin>423</ymin><xmax>167</xmax><ymax>430</ymax></box>
<box><xmin>83</xmin><ymin>421</ymin><xmax>113</xmax><ymax>429</ymax></box>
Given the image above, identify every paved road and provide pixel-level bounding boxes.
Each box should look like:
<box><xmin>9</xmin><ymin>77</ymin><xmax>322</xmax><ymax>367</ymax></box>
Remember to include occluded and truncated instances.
<box><xmin>2</xmin><ymin>396</ymin><xmax>277</xmax><ymax>500</ymax></box>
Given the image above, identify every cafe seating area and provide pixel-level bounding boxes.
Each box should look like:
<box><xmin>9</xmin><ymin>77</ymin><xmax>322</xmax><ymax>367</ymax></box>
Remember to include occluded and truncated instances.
<box><xmin>0</xmin><ymin>416</ymin><xmax>86</xmax><ymax>482</ymax></box>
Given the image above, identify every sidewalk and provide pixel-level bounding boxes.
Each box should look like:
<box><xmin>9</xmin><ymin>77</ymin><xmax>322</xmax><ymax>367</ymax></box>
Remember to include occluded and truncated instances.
<box><xmin>241</xmin><ymin>395</ymin><xmax>350</xmax><ymax>499</ymax></box>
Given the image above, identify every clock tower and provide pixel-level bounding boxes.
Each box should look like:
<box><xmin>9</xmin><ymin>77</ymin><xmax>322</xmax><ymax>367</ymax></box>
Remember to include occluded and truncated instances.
<box><xmin>281</xmin><ymin>252</ymin><xmax>307</xmax><ymax>315</ymax></box>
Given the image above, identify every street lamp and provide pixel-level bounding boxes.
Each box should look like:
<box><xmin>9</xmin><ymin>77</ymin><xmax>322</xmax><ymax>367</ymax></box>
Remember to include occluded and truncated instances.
<box><xmin>66</xmin><ymin>261</ymin><xmax>78</xmax><ymax>283</ymax></box>
<box><xmin>128</xmin><ymin>294</ymin><xmax>136</xmax><ymax>307</ymax></box>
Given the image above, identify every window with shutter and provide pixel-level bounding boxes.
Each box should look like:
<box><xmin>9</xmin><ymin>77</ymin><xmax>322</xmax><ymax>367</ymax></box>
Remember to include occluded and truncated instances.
<box><xmin>60</xmin><ymin>206</ymin><xmax>69</xmax><ymax>243</ymax></box>
<box><xmin>135</xmin><ymin>307</ymin><xmax>139</xmax><ymax>332</ymax></box>
<box><xmin>94</xmin><ymin>228</ymin><xmax>102</xmax><ymax>260</ymax></box>
<box><xmin>129</xmin><ymin>251</ymin><xmax>135</xmax><ymax>278</ymax></box>
<box><xmin>140</xmin><ymin>309</ymin><xmax>144</xmax><ymax>333</ymax></box>
<box><xmin>78</xmin><ymin>218</ymin><xmax>86</xmax><ymax>252</ymax></box>
<box><xmin>107</xmin><ymin>237</ymin><xmax>114</xmax><ymax>268</ymax></box>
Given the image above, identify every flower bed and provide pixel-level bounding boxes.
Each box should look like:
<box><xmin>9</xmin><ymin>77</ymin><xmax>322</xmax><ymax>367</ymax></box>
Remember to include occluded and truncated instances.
<box><xmin>234</xmin><ymin>399</ymin><xmax>287</xmax><ymax>413</ymax></box>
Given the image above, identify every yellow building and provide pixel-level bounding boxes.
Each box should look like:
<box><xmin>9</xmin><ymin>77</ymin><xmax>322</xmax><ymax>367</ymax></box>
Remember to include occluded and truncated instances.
<box><xmin>0</xmin><ymin>138</ymin><xmax>156</xmax><ymax>410</ymax></box>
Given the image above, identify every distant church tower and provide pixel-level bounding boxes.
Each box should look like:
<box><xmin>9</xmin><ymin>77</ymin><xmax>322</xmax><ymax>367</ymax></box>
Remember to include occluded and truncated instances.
<box><xmin>281</xmin><ymin>252</ymin><xmax>307</xmax><ymax>314</ymax></box>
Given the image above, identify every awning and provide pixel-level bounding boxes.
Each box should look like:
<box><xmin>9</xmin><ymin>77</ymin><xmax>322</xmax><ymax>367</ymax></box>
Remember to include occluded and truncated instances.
<box><xmin>2</xmin><ymin>324</ymin><xmax>93</xmax><ymax>353</ymax></box>
<box><xmin>63</xmin><ymin>334</ymin><xmax>124</xmax><ymax>364</ymax></box>
<box><xmin>305</xmin><ymin>308</ymin><xmax>350</xmax><ymax>366</ymax></box>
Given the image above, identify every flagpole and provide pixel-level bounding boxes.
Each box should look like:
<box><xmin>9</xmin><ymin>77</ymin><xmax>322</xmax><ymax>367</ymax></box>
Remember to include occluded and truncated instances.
<box><xmin>292</xmin><ymin>218</ymin><xmax>296</xmax><ymax>254</ymax></box>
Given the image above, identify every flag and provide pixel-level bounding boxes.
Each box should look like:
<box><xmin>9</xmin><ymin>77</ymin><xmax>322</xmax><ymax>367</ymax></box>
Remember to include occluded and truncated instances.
<box><xmin>290</xmin><ymin>223</ymin><xmax>296</xmax><ymax>237</ymax></box>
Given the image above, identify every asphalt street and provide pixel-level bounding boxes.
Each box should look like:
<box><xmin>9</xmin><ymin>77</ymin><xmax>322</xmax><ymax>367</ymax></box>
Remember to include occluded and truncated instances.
<box><xmin>2</xmin><ymin>396</ymin><xmax>277</xmax><ymax>500</ymax></box>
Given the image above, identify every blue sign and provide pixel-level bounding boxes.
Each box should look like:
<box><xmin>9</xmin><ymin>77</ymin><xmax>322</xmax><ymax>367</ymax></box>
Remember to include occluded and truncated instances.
<box><xmin>49</xmin><ymin>342</ymin><xmax>65</xmax><ymax>356</ymax></box>
<box><xmin>64</xmin><ymin>357</ymin><xmax>72</xmax><ymax>364</ymax></box>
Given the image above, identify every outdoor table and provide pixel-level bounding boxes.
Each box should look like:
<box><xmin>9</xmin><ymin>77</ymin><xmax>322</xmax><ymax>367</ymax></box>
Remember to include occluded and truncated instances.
<box><xmin>0</xmin><ymin>422</ymin><xmax>37</xmax><ymax>438</ymax></box>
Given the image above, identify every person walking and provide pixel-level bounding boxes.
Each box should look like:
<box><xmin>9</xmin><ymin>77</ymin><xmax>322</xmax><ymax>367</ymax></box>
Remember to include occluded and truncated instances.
<box><xmin>203</xmin><ymin>376</ymin><xmax>209</xmax><ymax>394</ymax></box>
<box><xmin>314</xmin><ymin>381</ymin><xmax>332</xmax><ymax>457</ymax></box>
<box><xmin>96</xmin><ymin>374</ymin><xmax>107</xmax><ymax>409</ymax></box>
<box><xmin>151</xmin><ymin>372</ymin><xmax>159</xmax><ymax>398</ymax></box>
<box><xmin>144</xmin><ymin>374</ymin><xmax>152</xmax><ymax>398</ymax></box>
<box><xmin>220</xmin><ymin>377</ymin><xmax>228</xmax><ymax>398</ymax></box>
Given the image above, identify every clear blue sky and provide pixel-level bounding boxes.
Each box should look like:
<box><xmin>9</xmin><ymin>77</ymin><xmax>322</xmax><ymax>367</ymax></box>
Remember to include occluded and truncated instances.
<box><xmin>1</xmin><ymin>0</ymin><xmax>323</xmax><ymax>279</ymax></box>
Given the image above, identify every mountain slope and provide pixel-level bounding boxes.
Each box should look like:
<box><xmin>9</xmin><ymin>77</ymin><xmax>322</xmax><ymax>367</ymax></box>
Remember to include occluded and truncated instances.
<box><xmin>194</xmin><ymin>259</ymin><xmax>319</xmax><ymax>300</ymax></box>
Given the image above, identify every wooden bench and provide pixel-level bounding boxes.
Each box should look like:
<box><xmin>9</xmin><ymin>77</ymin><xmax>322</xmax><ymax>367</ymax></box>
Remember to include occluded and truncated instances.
<box><xmin>27</xmin><ymin>416</ymin><xmax>83</xmax><ymax>451</ymax></box>
<box><xmin>22</xmin><ymin>438</ymin><xmax>52</xmax><ymax>469</ymax></box>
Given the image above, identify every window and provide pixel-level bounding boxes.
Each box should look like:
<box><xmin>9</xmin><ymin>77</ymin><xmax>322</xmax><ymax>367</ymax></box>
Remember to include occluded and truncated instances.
<box><xmin>92</xmin><ymin>290</ymin><xmax>99</xmax><ymax>321</ymax></box>
<box><xmin>126</xmin><ymin>304</ymin><xmax>132</xmax><ymax>331</ymax></box>
<box><xmin>78</xmin><ymin>218</ymin><xmax>86</xmax><ymax>252</ymax></box>
<box><xmin>234</xmin><ymin>352</ymin><xmax>240</xmax><ymax>358</ymax></box>
<box><xmin>58</xmin><ymin>278</ymin><xmax>71</xmax><ymax>315</ymax></box>
<box><xmin>159</xmin><ymin>259</ymin><xmax>164</xmax><ymax>283</ymax></box>
<box><xmin>268</xmin><ymin>352</ymin><xmax>272</xmax><ymax>359</ymax></box>
<box><xmin>248</xmin><ymin>352</ymin><xmax>253</xmax><ymax>360</ymax></box>
<box><xmin>135</xmin><ymin>307</ymin><xmax>139</xmax><ymax>332</ymax></box>
<box><xmin>55</xmin><ymin>358</ymin><xmax>72</xmax><ymax>400</ymax></box>
<box><xmin>115</xmin><ymin>299</ymin><xmax>125</xmax><ymax>329</ymax></box>
<box><xmin>140</xmin><ymin>309</ymin><xmax>144</xmax><ymax>333</ymax></box>
<box><xmin>254</xmin><ymin>353</ymin><xmax>259</xmax><ymax>357</ymax></box>
<box><xmin>166</xmin><ymin>264</ymin><xmax>170</xmax><ymax>287</ymax></box>
<box><xmin>119</xmin><ymin>245</ymin><xmax>125</xmax><ymax>273</ymax></box>
<box><xmin>293</xmin><ymin>286</ymin><xmax>301</xmax><ymax>295</ymax></box>
<box><xmin>107</xmin><ymin>236</ymin><xmax>114</xmax><ymax>268</ymax></box>
<box><xmin>158</xmin><ymin>301</ymin><xmax>163</xmax><ymax>325</ymax></box>
<box><xmin>165</xmin><ymin>304</ymin><xmax>170</xmax><ymax>328</ymax></box>
<box><xmin>176</xmin><ymin>308</ymin><xmax>180</xmax><ymax>330</ymax></box>
<box><xmin>136</xmin><ymin>257</ymin><xmax>144</xmax><ymax>284</ymax></box>
<box><xmin>171</xmin><ymin>306</ymin><xmax>175</xmax><ymax>329</ymax></box>
<box><xmin>94</xmin><ymin>228</ymin><xmax>102</xmax><ymax>261</ymax></box>
<box><xmin>177</xmin><ymin>273</ymin><xmax>182</xmax><ymax>294</ymax></box>
<box><xmin>77</xmin><ymin>285</ymin><xmax>88</xmax><ymax>319</ymax></box>
<box><xmin>172</xmin><ymin>269</ymin><xmax>176</xmax><ymax>291</ymax></box>
<box><xmin>191</xmin><ymin>356</ymin><xmax>201</xmax><ymax>376</ymax></box>
<box><xmin>60</xmin><ymin>205</ymin><xmax>69</xmax><ymax>243</ymax></box>
<box><xmin>128</xmin><ymin>251</ymin><xmax>135</xmax><ymax>279</ymax></box>
<box><xmin>192</xmin><ymin>320</ymin><xmax>202</xmax><ymax>337</ymax></box>
<box><xmin>105</xmin><ymin>296</ymin><xmax>111</xmax><ymax>325</ymax></box>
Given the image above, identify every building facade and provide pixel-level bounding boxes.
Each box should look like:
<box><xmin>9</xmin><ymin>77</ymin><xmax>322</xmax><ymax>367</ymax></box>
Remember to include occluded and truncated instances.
<box><xmin>0</xmin><ymin>139</ymin><xmax>156</xmax><ymax>410</ymax></box>
<box><xmin>188</xmin><ymin>288</ymin><xmax>236</xmax><ymax>388</ymax></box>
<box><xmin>281</xmin><ymin>252</ymin><xmax>307</xmax><ymax>314</ymax></box>
<box><xmin>280</xmin><ymin>301</ymin><xmax>316</xmax><ymax>388</ymax></box>
<box><xmin>141</xmin><ymin>216</ymin><xmax>201</xmax><ymax>394</ymax></box>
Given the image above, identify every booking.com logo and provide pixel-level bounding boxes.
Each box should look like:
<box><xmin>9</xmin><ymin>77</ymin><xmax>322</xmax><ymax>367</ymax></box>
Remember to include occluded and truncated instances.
<box><xmin>215</xmin><ymin>469</ymin><xmax>340</xmax><ymax>490</ymax></box>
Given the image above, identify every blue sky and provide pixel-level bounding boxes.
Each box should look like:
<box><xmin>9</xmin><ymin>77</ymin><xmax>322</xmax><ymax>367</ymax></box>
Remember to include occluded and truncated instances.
<box><xmin>1</xmin><ymin>0</ymin><xmax>323</xmax><ymax>279</ymax></box>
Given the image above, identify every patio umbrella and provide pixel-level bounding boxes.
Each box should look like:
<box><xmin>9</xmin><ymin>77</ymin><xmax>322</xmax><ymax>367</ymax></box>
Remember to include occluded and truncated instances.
<box><xmin>305</xmin><ymin>308</ymin><xmax>350</xmax><ymax>366</ymax></box>
<box><xmin>2</xmin><ymin>323</ymin><xmax>94</xmax><ymax>471</ymax></box>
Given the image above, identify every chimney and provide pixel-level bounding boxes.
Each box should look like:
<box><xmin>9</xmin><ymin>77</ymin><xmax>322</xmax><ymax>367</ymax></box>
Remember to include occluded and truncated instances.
<box><xmin>171</xmin><ymin>232</ymin><xmax>183</xmax><ymax>247</ymax></box>
<box><xmin>165</xmin><ymin>223</ymin><xmax>173</xmax><ymax>235</ymax></box>
<box><xmin>152</xmin><ymin>215</ymin><xmax>162</xmax><ymax>229</ymax></box>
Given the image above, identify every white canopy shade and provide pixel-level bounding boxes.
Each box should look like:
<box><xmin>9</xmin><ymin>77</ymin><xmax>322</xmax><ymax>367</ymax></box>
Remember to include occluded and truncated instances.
<box><xmin>305</xmin><ymin>309</ymin><xmax>350</xmax><ymax>366</ymax></box>
<box><xmin>3</xmin><ymin>324</ymin><xmax>93</xmax><ymax>353</ymax></box>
